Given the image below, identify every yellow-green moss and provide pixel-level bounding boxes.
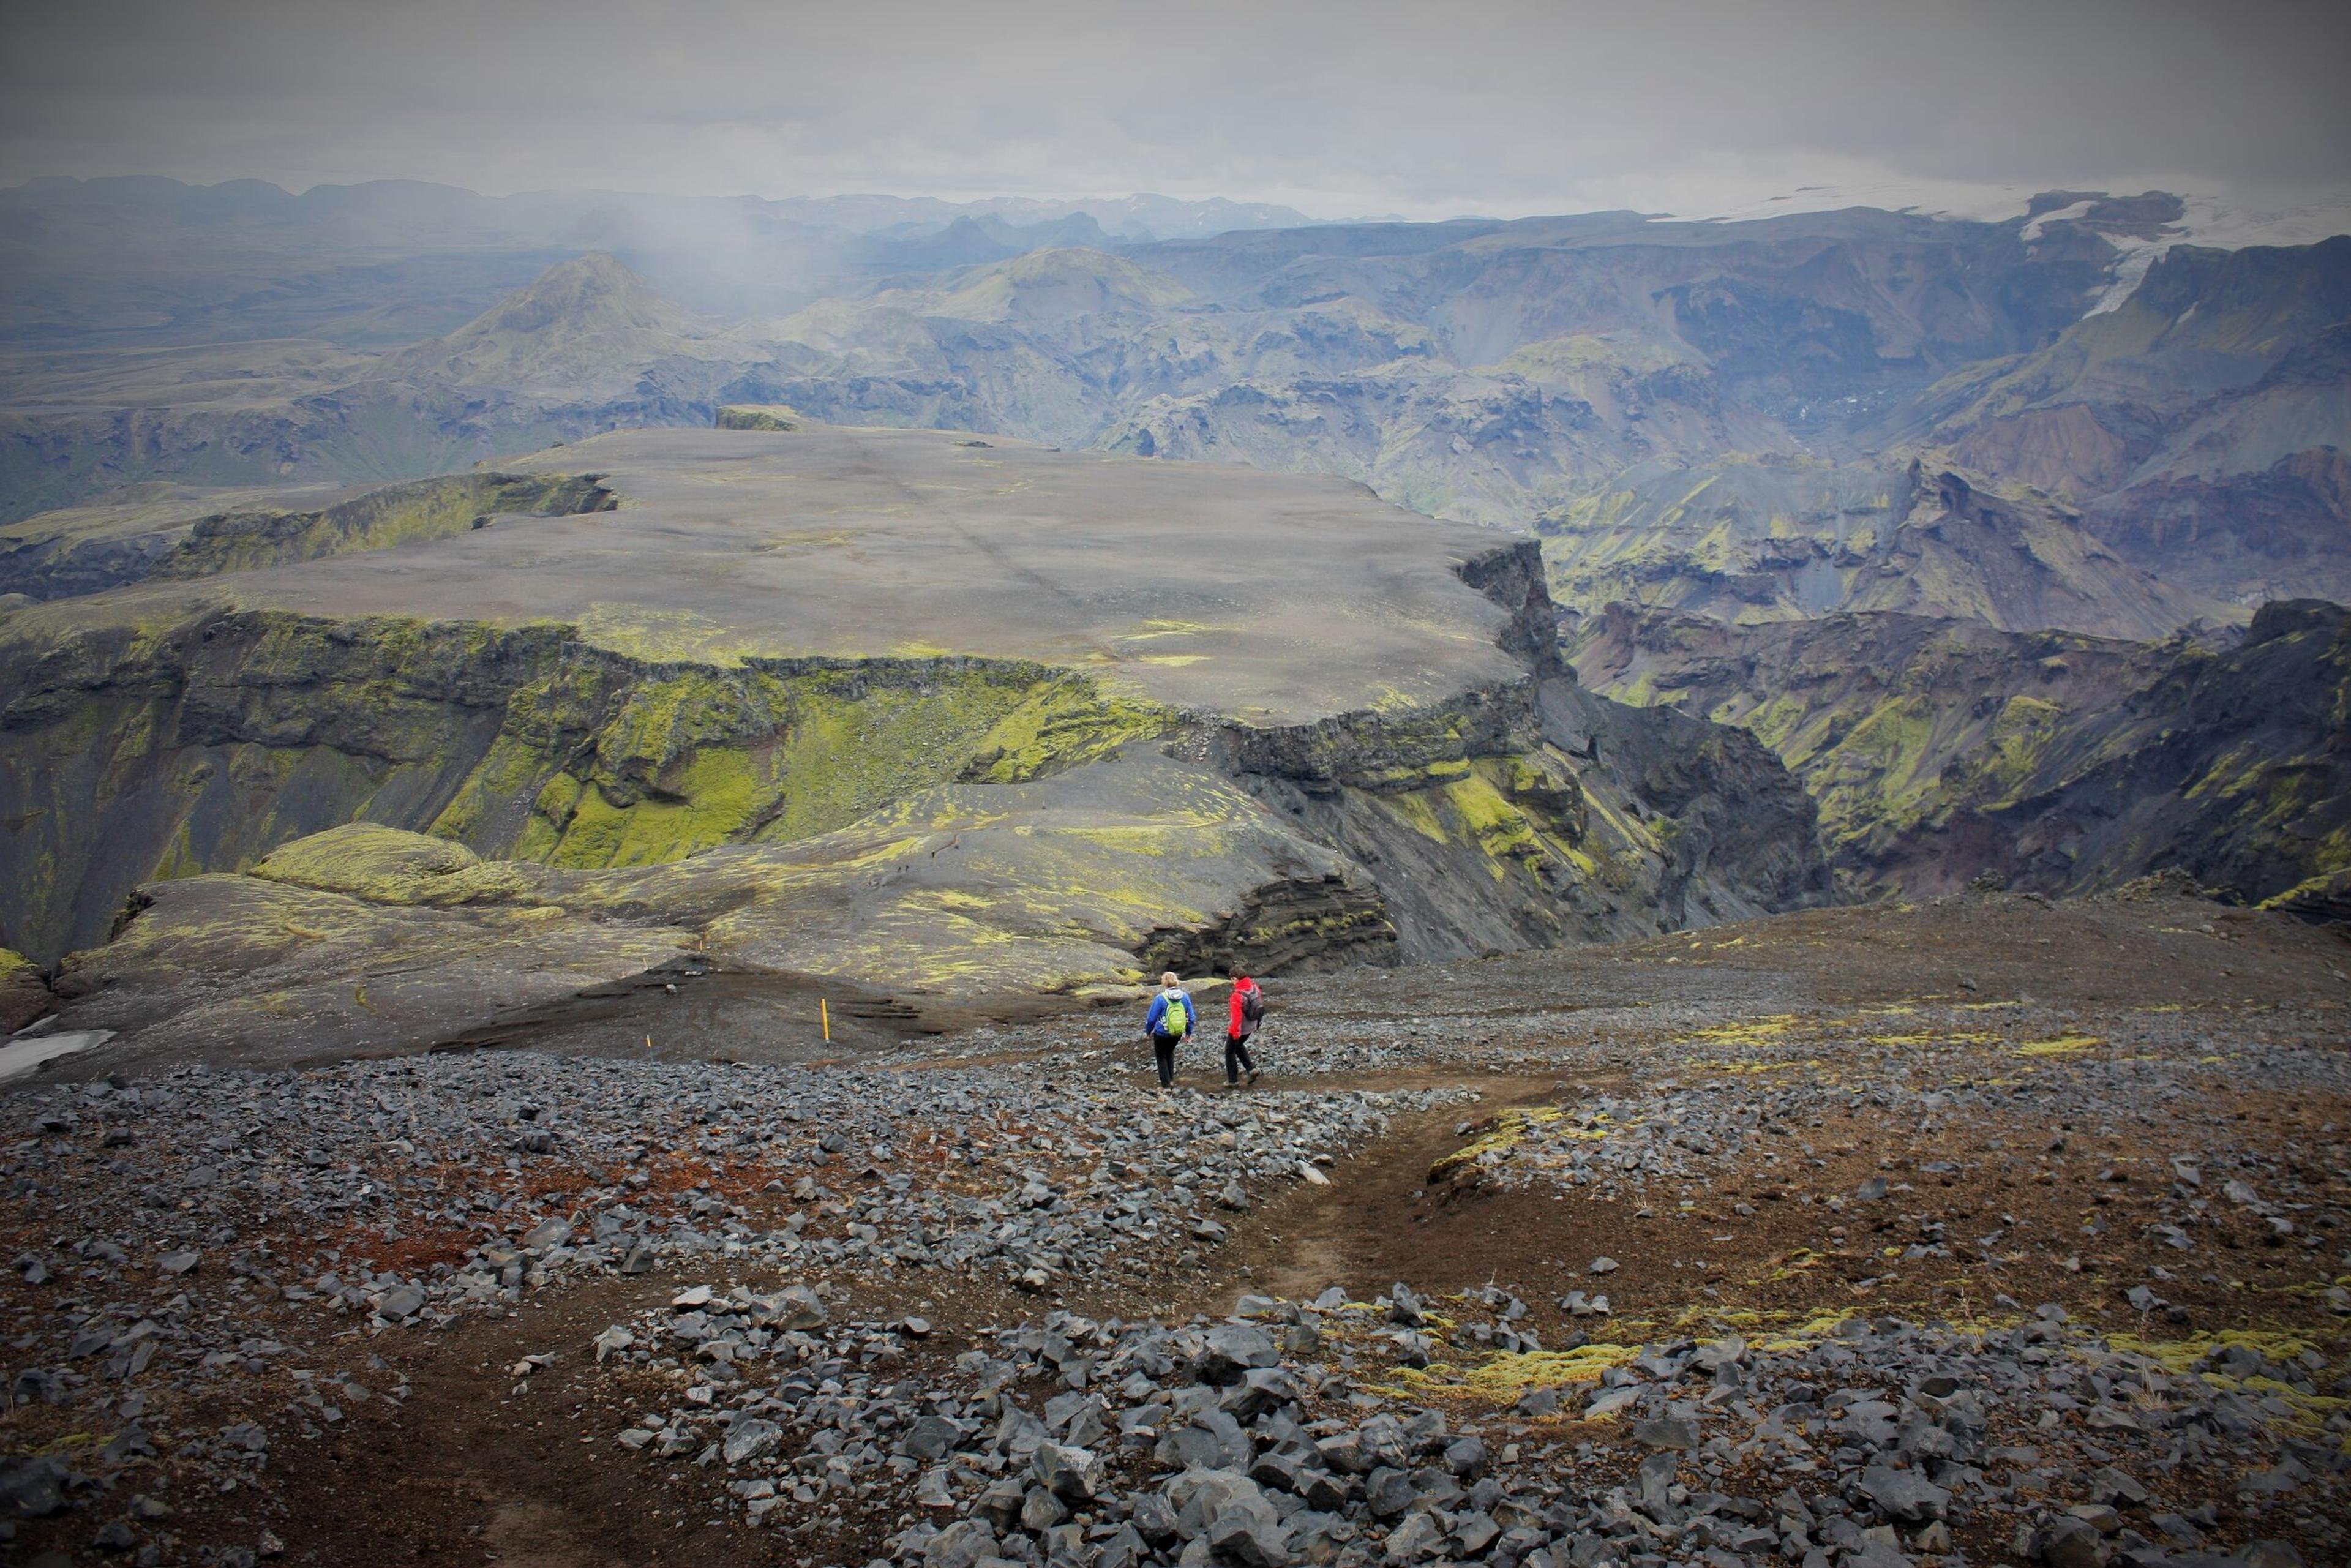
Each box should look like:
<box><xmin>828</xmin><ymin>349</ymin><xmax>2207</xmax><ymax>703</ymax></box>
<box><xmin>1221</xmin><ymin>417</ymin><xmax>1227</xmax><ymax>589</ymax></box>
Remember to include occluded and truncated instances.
<box><xmin>1442</xmin><ymin>773</ymin><xmax>1546</xmax><ymax>860</ymax></box>
<box><xmin>1385</xmin><ymin>791</ymin><xmax>1451</xmax><ymax>845</ymax></box>
<box><xmin>157</xmin><ymin>473</ymin><xmax>610</xmax><ymax>580</ymax></box>
<box><xmin>1355</xmin><ymin>757</ymin><xmax>1473</xmax><ymax>790</ymax></box>
<box><xmin>1968</xmin><ymin>694</ymin><xmax>2067</xmax><ymax>806</ymax></box>
<box><xmin>253</xmin><ymin>823</ymin><xmax>542</xmax><ymax>906</ymax></box>
<box><xmin>0</xmin><ymin>601</ymin><xmax>1194</xmax><ymax>961</ymax></box>
<box><xmin>965</xmin><ymin>685</ymin><xmax>1174</xmax><ymax>783</ymax></box>
<box><xmin>444</xmin><ymin>656</ymin><xmax>1179</xmax><ymax>873</ymax></box>
<box><xmin>715</xmin><ymin>405</ymin><xmax>802</xmax><ymax>431</ymax></box>
<box><xmin>1431</xmin><ymin>1106</ymin><xmax>1567</xmax><ymax>1181</ymax></box>
<box><xmin>1692</xmin><ymin>1014</ymin><xmax>1800</xmax><ymax>1046</ymax></box>
<box><xmin>1448</xmin><ymin>1343</ymin><xmax>1640</xmax><ymax>1397</ymax></box>
<box><xmin>2015</xmin><ymin>1035</ymin><xmax>2102</xmax><ymax>1057</ymax></box>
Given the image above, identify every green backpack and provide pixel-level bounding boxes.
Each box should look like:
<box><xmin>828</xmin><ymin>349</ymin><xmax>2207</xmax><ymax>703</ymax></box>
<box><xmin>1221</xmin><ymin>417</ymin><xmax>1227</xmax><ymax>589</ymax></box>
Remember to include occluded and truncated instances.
<box><xmin>1161</xmin><ymin>994</ymin><xmax>1190</xmax><ymax>1039</ymax></box>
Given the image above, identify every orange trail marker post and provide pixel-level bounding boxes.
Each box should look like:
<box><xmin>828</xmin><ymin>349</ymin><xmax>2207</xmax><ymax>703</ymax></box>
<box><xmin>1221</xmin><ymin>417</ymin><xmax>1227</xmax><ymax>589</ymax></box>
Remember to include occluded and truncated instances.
<box><xmin>820</xmin><ymin>999</ymin><xmax>830</xmax><ymax>1043</ymax></box>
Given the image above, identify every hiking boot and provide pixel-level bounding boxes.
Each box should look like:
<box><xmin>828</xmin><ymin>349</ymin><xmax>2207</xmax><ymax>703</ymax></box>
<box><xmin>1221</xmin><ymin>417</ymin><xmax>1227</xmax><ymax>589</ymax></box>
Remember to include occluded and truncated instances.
<box><xmin>1245</xmin><ymin>1068</ymin><xmax>1261</xmax><ymax>1086</ymax></box>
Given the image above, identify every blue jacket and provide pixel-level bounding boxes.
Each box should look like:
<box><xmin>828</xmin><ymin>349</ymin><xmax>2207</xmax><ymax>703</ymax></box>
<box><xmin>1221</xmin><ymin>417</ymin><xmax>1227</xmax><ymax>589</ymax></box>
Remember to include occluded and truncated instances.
<box><xmin>1145</xmin><ymin>988</ymin><xmax>1195</xmax><ymax>1039</ymax></box>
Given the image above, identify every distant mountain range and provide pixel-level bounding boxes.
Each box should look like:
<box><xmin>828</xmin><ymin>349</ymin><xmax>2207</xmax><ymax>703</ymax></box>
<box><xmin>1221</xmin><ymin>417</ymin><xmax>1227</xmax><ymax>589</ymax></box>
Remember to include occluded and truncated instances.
<box><xmin>0</xmin><ymin>177</ymin><xmax>1330</xmax><ymax>348</ymax></box>
<box><xmin>8</xmin><ymin>187</ymin><xmax>2345</xmax><ymax>634</ymax></box>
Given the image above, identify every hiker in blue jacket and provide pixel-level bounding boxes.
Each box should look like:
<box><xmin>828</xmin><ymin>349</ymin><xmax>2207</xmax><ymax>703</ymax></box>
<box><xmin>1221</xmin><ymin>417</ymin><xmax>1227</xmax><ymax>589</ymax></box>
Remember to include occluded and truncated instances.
<box><xmin>1143</xmin><ymin>971</ymin><xmax>1195</xmax><ymax>1091</ymax></box>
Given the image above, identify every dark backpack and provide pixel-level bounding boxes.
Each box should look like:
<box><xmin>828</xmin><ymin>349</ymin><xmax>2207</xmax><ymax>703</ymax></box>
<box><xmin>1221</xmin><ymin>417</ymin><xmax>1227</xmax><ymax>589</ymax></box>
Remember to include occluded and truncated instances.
<box><xmin>1240</xmin><ymin>986</ymin><xmax>1265</xmax><ymax>1023</ymax></box>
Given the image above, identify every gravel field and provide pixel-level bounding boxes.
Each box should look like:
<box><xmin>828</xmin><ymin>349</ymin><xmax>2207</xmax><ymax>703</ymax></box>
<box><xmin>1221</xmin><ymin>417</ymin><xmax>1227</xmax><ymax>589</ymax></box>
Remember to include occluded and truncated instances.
<box><xmin>2</xmin><ymin>891</ymin><xmax>2345</xmax><ymax>1568</ymax></box>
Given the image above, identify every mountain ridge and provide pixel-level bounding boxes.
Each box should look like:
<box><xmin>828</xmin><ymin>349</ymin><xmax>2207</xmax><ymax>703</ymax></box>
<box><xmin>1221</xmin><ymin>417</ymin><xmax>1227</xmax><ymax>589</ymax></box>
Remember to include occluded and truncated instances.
<box><xmin>4</xmin><ymin>196</ymin><xmax>2347</xmax><ymax>649</ymax></box>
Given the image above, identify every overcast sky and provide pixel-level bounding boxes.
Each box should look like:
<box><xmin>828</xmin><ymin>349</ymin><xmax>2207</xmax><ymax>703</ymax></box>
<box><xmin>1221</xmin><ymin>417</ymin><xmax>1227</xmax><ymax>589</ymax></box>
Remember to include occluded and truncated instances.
<box><xmin>4</xmin><ymin>0</ymin><xmax>2347</xmax><ymax>219</ymax></box>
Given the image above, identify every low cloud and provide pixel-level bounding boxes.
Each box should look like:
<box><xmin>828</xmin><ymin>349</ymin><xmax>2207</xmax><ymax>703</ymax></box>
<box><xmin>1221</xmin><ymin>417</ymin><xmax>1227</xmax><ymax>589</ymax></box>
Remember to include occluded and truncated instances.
<box><xmin>2</xmin><ymin>0</ymin><xmax>2345</xmax><ymax>216</ymax></box>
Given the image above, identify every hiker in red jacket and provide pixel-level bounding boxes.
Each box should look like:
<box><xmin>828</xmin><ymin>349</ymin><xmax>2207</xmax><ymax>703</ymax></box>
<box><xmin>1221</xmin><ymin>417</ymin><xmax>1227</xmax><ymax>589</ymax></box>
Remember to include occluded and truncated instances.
<box><xmin>1224</xmin><ymin>973</ymin><xmax>1265</xmax><ymax>1087</ymax></box>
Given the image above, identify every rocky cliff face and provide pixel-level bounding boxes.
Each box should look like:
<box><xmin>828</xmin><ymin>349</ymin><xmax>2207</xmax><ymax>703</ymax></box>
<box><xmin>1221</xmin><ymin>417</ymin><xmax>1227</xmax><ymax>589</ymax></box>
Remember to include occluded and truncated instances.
<box><xmin>1219</xmin><ymin>677</ymin><xmax>1831</xmax><ymax>957</ymax></box>
<box><xmin>0</xmin><ymin>946</ymin><xmax>47</xmax><ymax>1030</ymax></box>
<box><xmin>1209</xmin><ymin>553</ymin><xmax>1831</xmax><ymax>961</ymax></box>
<box><xmin>0</xmin><ymin>471</ymin><xmax>613</xmax><ymax>601</ymax></box>
<box><xmin>0</xmin><ymin>607</ymin><xmax>1168</xmax><ymax>964</ymax></box>
<box><xmin>1573</xmin><ymin>599</ymin><xmax>2351</xmax><ymax>904</ymax></box>
<box><xmin>1902</xmin><ymin>236</ymin><xmax>2351</xmax><ymax>617</ymax></box>
<box><xmin>1</xmin><ymin>546</ymin><xmax>1831</xmax><ymax>981</ymax></box>
<box><xmin>1535</xmin><ymin>457</ymin><xmax>2207</xmax><ymax>637</ymax></box>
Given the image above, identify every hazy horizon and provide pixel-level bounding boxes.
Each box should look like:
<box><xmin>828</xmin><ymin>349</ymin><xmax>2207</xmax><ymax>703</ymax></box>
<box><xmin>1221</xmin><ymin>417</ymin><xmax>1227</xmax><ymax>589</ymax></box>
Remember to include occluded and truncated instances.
<box><xmin>6</xmin><ymin>0</ymin><xmax>2348</xmax><ymax>227</ymax></box>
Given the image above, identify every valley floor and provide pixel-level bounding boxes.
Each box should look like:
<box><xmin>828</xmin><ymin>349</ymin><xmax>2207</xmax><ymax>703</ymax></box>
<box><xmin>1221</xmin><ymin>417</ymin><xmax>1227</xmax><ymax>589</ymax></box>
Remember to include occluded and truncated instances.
<box><xmin>2</xmin><ymin>891</ymin><xmax>2346</xmax><ymax>1568</ymax></box>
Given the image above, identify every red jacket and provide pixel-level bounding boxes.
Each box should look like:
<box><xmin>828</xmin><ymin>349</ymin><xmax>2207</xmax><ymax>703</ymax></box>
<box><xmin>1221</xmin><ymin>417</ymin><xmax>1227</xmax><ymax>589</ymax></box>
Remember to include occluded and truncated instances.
<box><xmin>1228</xmin><ymin>978</ymin><xmax>1261</xmax><ymax>1037</ymax></box>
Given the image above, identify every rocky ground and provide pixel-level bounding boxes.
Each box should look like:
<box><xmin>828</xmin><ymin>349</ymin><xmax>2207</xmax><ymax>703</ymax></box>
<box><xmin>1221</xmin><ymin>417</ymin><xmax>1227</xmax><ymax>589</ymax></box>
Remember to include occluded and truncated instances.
<box><xmin>2</xmin><ymin>889</ymin><xmax>2346</xmax><ymax>1568</ymax></box>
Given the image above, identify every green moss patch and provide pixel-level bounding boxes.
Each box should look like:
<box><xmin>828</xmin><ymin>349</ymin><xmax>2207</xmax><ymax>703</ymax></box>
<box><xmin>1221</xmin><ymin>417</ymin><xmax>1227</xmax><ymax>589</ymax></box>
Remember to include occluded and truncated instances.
<box><xmin>0</xmin><ymin>604</ymin><xmax>1180</xmax><ymax>962</ymax></box>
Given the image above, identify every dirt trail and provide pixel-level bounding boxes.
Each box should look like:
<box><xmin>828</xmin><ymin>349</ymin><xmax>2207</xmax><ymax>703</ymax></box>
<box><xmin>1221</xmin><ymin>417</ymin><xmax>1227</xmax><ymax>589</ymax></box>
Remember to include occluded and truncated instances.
<box><xmin>9</xmin><ymin>892</ymin><xmax>2347</xmax><ymax>1566</ymax></box>
<box><xmin>1221</xmin><ymin>1082</ymin><xmax>1557</xmax><ymax>1307</ymax></box>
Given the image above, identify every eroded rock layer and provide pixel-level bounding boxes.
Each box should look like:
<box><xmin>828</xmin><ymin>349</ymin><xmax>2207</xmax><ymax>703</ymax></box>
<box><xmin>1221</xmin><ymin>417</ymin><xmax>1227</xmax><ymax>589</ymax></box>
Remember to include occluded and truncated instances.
<box><xmin>0</xmin><ymin>426</ymin><xmax>1831</xmax><ymax>1056</ymax></box>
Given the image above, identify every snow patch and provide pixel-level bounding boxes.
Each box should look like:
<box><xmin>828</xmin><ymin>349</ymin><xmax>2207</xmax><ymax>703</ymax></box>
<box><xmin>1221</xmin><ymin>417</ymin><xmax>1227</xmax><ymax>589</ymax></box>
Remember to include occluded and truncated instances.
<box><xmin>0</xmin><ymin>1030</ymin><xmax>112</xmax><ymax>1083</ymax></box>
<box><xmin>2020</xmin><ymin>200</ymin><xmax>2096</xmax><ymax>242</ymax></box>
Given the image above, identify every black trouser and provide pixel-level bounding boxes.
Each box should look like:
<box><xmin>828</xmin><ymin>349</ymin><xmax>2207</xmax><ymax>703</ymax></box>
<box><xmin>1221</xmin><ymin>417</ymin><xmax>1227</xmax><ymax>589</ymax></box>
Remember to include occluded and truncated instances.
<box><xmin>1152</xmin><ymin>1032</ymin><xmax>1180</xmax><ymax>1086</ymax></box>
<box><xmin>1225</xmin><ymin>1032</ymin><xmax>1255</xmax><ymax>1084</ymax></box>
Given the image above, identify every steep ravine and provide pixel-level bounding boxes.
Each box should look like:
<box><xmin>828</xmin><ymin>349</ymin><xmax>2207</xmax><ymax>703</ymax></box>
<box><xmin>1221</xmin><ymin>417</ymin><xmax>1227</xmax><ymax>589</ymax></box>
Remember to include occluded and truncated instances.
<box><xmin>1213</xmin><ymin>541</ymin><xmax>1828</xmax><ymax>958</ymax></box>
<box><xmin>1572</xmin><ymin>598</ymin><xmax>2351</xmax><ymax>904</ymax></box>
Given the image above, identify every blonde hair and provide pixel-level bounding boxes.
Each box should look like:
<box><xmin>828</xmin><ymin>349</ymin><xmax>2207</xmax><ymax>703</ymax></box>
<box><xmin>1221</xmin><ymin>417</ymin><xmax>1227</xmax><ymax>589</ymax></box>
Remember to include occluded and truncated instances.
<box><xmin>1161</xmin><ymin>972</ymin><xmax>1180</xmax><ymax>988</ymax></box>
